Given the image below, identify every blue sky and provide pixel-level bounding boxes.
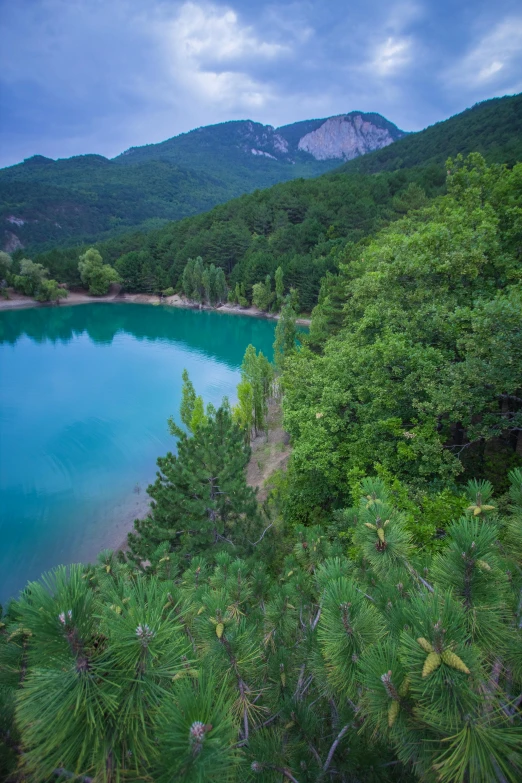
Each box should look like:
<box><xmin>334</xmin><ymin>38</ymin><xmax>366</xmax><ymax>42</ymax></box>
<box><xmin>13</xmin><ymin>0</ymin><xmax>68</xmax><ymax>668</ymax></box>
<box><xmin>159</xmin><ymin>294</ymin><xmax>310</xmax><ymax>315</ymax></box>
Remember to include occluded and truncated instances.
<box><xmin>1</xmin><ymin>0</ymin><xmax>521</xmax><ymax>167</ymax></box>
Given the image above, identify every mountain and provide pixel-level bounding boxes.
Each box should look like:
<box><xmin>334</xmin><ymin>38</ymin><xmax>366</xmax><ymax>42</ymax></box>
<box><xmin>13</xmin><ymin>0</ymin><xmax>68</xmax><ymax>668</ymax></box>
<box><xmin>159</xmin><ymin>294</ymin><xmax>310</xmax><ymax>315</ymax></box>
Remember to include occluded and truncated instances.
<box><xmin>338</xmin><ymin>93</ymin><xmax>522</xmax><ymax>175</ymax></box>
<box><xmin>0</xmin><ymin>112</ymin><xmax>405</xmax><ymax>253</ymax></box>
<box><xmin>32</xmin><ymin>94</ymin><xmax>522</xmax><ymax>313</ymax></box>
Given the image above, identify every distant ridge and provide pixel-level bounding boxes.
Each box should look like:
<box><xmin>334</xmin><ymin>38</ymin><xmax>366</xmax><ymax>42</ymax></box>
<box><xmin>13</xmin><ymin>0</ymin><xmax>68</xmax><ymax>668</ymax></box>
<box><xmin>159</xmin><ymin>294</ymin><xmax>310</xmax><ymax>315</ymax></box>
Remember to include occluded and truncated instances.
<box><xmin>338</xmin><ymin>93</ymin><xmax>522</xmax><ymax>174</ymax></box>
<box><xmin>0</xmin><ymin>112</ymin><xmax>405</xmax><ymax>252</ymax></box>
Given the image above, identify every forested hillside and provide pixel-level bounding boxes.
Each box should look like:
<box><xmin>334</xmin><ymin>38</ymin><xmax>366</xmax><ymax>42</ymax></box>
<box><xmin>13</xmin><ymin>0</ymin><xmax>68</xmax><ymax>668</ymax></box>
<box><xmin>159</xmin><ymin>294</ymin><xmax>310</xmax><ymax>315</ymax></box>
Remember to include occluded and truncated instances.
<box><xmin>339</xmin><ymin>93</ymin><xmax>522</xmax><ymax>174</ymax></box>
<box><xmin>19</xmin><ymin>93</ymin><xmax>521</xmax><ymax>314</ymax></box>
<box><xmin>30</xmin><ymin>164</ymin><xmax>443</xmax><ymax>311</ymax></box>
<box><xmin>1</xmin><ymin>155</ymin><xmax>521</xmax><ymax>783</ymax></box>
<box><xmin>0</xmin><ymin>113</ymin><xmax>403</xmax><ymax>253</ymax></box>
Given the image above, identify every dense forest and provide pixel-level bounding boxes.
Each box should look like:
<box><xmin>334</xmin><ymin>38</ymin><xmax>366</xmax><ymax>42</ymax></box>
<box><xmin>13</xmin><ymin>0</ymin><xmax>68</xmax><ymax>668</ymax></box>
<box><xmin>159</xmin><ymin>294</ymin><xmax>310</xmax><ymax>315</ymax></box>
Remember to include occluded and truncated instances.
<box><xmin>11</xmin><ymin>93</ymin><xmax>519</xmax><ymax>315</ymax></box>
<box><xmin>339</xmin><ymin>93</ymin><xmax>522</xmax><ymax>174</ymax></box>
<box><xmin>1</xmin><ymin>153</ymin><xmax>521</xmax><ymax>782</ymax></box>
<box><xmin>14</xmin><ymin>164</ymin><xmax>442</xmax><ymax>312</ymax></box>
<box><xmin>0</xmin><ymin>118</ymin><xmax>353</xmax><ymax>252</ymax></box>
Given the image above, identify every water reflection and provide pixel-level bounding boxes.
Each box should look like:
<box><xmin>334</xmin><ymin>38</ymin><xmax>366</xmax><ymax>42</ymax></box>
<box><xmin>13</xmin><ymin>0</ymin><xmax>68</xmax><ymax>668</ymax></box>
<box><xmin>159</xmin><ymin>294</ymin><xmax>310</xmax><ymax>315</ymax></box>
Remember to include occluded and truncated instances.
<box><xmin>0</xmin><ymin>302</ymin><xmax>276</xmax><ymax>364</ymax></box>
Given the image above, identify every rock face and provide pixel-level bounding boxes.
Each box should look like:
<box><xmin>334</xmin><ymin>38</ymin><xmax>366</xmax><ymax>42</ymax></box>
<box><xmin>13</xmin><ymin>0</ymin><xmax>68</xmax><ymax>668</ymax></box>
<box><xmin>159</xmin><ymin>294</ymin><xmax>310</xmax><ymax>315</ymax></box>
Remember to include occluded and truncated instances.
<box><xmin>297</xmin><ymin>114</ymin><xmax>399</xmax><ymax>161</ymax></box>
<box><xmin>234</xmin><ymin>112</ymin><xmax>405</xmax><ymax>163</ymax></box>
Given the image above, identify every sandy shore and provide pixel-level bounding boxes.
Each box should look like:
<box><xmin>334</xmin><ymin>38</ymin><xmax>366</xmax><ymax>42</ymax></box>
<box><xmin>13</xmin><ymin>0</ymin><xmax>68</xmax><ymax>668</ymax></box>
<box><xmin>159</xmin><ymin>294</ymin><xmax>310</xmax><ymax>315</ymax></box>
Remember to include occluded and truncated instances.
<box><xmin>0</xmin><ymin>289</ymin><xmax>311</xmax><ymax>325</ymax></box>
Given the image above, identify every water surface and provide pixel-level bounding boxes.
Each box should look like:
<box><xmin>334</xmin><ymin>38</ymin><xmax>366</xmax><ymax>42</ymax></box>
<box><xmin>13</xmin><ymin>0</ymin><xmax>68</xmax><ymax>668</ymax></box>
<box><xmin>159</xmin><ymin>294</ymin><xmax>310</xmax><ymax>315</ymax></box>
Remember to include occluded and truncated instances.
<box><xmin>0</xmin><ymin>303</ymin><xmax>276</xmax><ymax>602</ymax></box>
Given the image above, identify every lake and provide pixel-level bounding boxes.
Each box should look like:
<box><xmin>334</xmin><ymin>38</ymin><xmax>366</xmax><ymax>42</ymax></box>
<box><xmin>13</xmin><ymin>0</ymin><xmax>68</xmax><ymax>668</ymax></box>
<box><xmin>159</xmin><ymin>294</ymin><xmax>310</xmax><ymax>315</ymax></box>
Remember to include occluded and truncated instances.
<box><xmin>0</xmin><ymin>303</ymin><xmax>276</xmax><ymax>602</ymax></box>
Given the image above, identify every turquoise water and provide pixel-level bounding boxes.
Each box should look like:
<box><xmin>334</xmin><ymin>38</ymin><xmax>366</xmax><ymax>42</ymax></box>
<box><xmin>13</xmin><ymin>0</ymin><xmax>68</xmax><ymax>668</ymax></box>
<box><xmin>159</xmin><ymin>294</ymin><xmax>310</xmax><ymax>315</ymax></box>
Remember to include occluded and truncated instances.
<box><xmin>0</xmin><ymin>303</ymin><xmax>276</xmax><ymax>602</ymax></box>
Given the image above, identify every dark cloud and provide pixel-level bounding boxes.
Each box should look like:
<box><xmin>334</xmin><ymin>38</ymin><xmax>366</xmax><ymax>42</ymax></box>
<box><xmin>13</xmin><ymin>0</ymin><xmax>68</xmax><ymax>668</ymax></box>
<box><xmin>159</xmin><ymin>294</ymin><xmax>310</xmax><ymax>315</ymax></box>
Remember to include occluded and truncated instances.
<box><xmin>1</xmin><ymin>0</ymin><xmax>521</xmax><ymax>167</ymax></box>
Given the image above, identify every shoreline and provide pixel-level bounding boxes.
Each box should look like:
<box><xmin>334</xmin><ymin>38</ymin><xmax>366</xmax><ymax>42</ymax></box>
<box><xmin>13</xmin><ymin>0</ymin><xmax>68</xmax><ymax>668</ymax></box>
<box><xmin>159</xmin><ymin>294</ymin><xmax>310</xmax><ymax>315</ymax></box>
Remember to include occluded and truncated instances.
<box><xmin>0</xmin><ymin>290</ymin><xmax>311</xmax><ymax>326</ymax></box>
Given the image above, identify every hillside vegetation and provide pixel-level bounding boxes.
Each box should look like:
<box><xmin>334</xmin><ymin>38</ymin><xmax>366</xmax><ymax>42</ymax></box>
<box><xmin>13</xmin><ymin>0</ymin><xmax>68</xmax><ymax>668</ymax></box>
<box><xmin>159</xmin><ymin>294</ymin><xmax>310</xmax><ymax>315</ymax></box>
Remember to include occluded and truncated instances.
<box><xmin>1</xmin><ymin>153</ymin><xmax>521</xmax><ymax>783</ymax></box>
<box><xmin>1</xmin><ymin>112</ymin><xmax>403</xmax><ymax>253</ymax></box>
<box><xmin>339</xmin><ymin>93</ymin><xmax>522</xmax><ymax>174</ymax></box>
<box><xmin>21</xmin><ymin>93</ymin><xmax>521</xmax><ymax>314</ymax></box>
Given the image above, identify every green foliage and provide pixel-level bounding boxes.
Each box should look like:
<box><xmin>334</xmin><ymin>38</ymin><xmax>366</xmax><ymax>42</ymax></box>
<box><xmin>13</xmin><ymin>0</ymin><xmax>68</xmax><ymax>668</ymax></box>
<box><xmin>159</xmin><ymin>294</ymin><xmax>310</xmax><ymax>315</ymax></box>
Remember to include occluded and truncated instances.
<box><xmin>232</xmin><ymin>379</ymin><xmax>254</xmax><ymax>442</ymax></box>
<box><xmin>127</xmin><ymin>393</ymin><xmax>259</xmax><ymax>565</ymax></box>
<box><xmin>178</xmin><ymin>368</ymin><xmax>197</xmax><ymax>432</ymax></box>
<box><xmin>273</xmin><ymin>297</ymin><xmax>299</xmax><ymax>370</ymax></box>
<box><xmin>181</xmin><ymin>256</ymin><xmax>227</xmax><ymax>305</ymax></box>
<box><xmin>2</xmin><ymin>99</ymin><xmax>522</xmax><ymax>783</ymax></box>
<box><xmin>28</xmin><ymin>152</ymin><xmax>452</xmax><ymax>311</ymax></box>
<box><xmin>0</xmin><ymin>250</ymin><xmax>12</xmax><ymax>280</ymax></box>
<box><xmin>283</xmin><ymin>156</ymin><xmax>522</xmax><ymax>511</ymax></box>
<box><xmin>274</xmin><ymin>265</ymin><xmax>284</xmax><ymax>310</ymax></box>
<box><xmin>34</xmin><ymin>278</ymin><xmax>68</xmax><ymax>303</ymax></box>
<box><xmin>252</xmin><ymin>274</ymin><xmax>274</xmax><ymax>311</ymax></box>
<box><xmin>241</xmin><ymin>345</ymin><xmax>273</xmax><ymax>435</ymax></box>
<box><xmin>341</xmin><ymin>92</ymin><xmax>522</xmax><ymax>175</ymax></box>
<box><xmin>78</xmin><ymin>247</ymin><xmax>119</xmax><ymax>295</ymax></box>
<box><xmin>2</xmin><ymin>468</ymin><xmax>521</xmax><ymax>782</ymax></box>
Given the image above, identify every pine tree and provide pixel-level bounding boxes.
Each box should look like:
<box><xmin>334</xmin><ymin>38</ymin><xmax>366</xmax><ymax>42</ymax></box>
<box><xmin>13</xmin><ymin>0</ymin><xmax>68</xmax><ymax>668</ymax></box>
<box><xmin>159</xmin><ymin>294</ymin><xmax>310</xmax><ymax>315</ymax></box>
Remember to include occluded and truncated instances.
<box><xmin>182</xmin><ymin>258</ymin><xmax>195</xmax><ymax>299</ymax></box>
<box><xmin>177</xmin><ymin>368</ymin><xmax>197</xmax><ymax>432</ymax></box>
<box><xmin>127</xmin><ymin>401</ymin><xmax>259</xmax><ymax>564</ymax></box>
<box><xmin>215</xmin><ymin>267</ymin><xmax>228</xmax><ymax>304</ymax></box>
<box><xmin>202</xmin><ymin>267</ymin><xmax>211</xmax><ymax>304</ymax></box>
<box><xmin>192</xmin><ymin>257</ymin><xmax>204</xmax><ymax>302</ymax></box>
<box><xmin>241</xmin><ymin>345</ymin><xmax>272</xmax><ymax>435</ymax></box>
<box><xmin>273</xmin><ymin>296</ymin><xmax>298</xmax><ymax>370</ymax></box>
<box><xmin>2</xmin><ymin>468</ymin><xmax>521</xmax><ymax>782</ymax></box>
<box><xmin>275</xmin><ymin>265</ymin><xmax>284</xmax><ymax>310</ymax></box>
<box><xmin>233</xmin><ymin>378</ymin><xmax>254</xmax><ymax>442</ymax></box>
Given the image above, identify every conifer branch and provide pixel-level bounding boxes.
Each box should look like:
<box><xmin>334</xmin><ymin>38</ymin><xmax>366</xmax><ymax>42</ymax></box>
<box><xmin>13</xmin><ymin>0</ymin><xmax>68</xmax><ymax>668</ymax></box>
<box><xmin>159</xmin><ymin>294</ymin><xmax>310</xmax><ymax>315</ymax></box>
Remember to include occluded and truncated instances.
<box><xmin>403</xmin><ymin>560</ymin><xmax>434</xmax><ymax>593</ymax></box>
<box><xmin>322</xmin><ymin>724</ymin><xmax>350</xmax><ymax>773</ymax></box>
<box><xmin>249</xmin><ymin>522</ymin><xmax>274</xmax><ymax>546</ymax></box>
<box><xmin>311</xmin><ymin>603</ymin><xmax>322</xmax><ymax>630</ymax></box>
<box><xmin>53</xmin><ymin>769</ymin><xmax>93</xmax><ymax>783</ymax></box>
<box><xmin>274</xmin><ymin>767</ymin><xmax>300</xmax><ymax>783</ymax></box>
<box><xmin>308</xmin><ymin>742</ymin><xmax>323</xmax><ymax>767</ymax></box>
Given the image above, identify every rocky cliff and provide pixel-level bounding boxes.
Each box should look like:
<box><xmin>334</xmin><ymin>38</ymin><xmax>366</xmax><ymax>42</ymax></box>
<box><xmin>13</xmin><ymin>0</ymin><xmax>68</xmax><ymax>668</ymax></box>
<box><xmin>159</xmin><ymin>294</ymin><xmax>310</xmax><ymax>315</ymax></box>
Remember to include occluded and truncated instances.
<box><xmin>296</xmin><ymin>114</ymin><xmax>398</xmax><ymax>160</ymax></box>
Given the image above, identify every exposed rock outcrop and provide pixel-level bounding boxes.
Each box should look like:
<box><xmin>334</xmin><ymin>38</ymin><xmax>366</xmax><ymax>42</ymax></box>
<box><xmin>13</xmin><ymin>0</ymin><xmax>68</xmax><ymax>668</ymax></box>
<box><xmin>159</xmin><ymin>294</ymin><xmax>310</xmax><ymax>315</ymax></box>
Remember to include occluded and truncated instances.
<box><xmin>297</xmin><ymin>114</ymin><xmax>398</xmax><ymax>160</ymax></box>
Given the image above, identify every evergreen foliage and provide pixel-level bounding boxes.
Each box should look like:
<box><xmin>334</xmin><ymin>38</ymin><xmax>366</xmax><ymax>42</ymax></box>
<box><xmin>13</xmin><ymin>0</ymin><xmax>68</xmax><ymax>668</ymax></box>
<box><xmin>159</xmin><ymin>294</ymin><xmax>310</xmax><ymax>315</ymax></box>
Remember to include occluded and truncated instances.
<box><xmin>2</xmin><ymin>95</ymin><xmax>520</xmax><ymax>255</ymax></box>
<box><xmin>340</xmin><ymin>92</ymin><xmax>522</xmax><ymax>174</ymax></box>
<box><xmin>1</xmin><ymin>470</ymin><xmax>521</xmax><ymax>782</ymax></box>
<box><xmin>1</xmin><ymin>103</ymin><xmax>522</xmax><ymax>783</ymax></box>
<box><xmin>274</xmin><ymin>297</ymin><xmax>299</xmax><ymax>370</ymax></box>
<box><xmin>239</xmin><ymin>345</ymin><xmax>273</xmax><ymax>436</ymax></box>
<box><xmin>127</xmin><ymin>391</ymin><xmax>259</xmax><ymax>567</ymax></box>
<box><xmin>181</xmin><ymin>257</ymin><xmax>228</xmax><ymax>305</ymax></box>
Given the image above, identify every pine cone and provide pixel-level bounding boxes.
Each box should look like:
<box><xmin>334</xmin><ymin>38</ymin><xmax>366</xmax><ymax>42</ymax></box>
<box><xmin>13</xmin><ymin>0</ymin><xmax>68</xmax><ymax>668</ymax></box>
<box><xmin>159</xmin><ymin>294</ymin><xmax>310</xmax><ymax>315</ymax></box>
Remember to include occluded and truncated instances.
<box><xmin>476</xmin><ymin>560</ymin><xmax>491</xmax><ymax>572</ymax></box>
<box><xmin>377</xmin><ymin>528</ymin><xmax>385</xmax><ymax>543</ymax></box>
<box><xmin>398</xmin><ymin>676</ymin><xmax>410</xmax><ymax>697</ymax></box>
<box><xmin>364</xmin><ymin>522</ymin><xmax>377</xmax><ymax>530</ymax></box>
<box><xmin>388</xmin><ymin>700</ymin><xmax>399</xmax><ymax>728</ymax></box>
<box><xmin>417</xmin><ymin>637</ymin><xmax>434</xmax><ymax>653</ymax></box>
<box><xmin>441</xmin><ymin>650</ymin><xmax>470</xmax><ymax>674</ymax></box>
<box><xmin>216</xmin><ymin>622</ymin><xmax>224</xmax><ymax>639</ymax></box>
<box><xmin>422</xmin><ymin>652</ymin><xmax>441</xmax><ymax>677</ymax></box>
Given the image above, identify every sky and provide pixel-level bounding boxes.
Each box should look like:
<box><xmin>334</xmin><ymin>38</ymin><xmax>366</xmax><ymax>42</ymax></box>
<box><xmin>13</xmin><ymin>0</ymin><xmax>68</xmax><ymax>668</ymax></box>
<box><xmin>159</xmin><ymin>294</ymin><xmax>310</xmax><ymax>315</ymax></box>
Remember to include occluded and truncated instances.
<box><xmin>1</xmin><ymin>0</ymin><xmax>521</xmax><ymax>168</ymax></box>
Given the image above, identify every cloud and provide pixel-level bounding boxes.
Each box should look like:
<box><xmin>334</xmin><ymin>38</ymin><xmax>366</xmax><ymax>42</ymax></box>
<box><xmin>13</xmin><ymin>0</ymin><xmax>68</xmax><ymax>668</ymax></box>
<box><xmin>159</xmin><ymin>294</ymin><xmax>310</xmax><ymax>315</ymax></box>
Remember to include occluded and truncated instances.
<box><xmin>444</xmin><ymin>17</ymin><xmax>522</xmax><ymax>91</ymax></box>
<box><xmin>166</xmin><ymin>2</ymin><xmax>290</xmax><ymax>63</ymax></box>
<box><xmin>0</xmin><ymin>0</ymin><xmax>521</xmax><ymax>167</ymax></box>
<box><xmin>150</xmin><ymin>1</ymin><xmax>291</xmax><ymax>111</ymax></box>
<box><xmin>369</xmin><ymin>36</ymin><xmax>412</xmax><ymax>76</ymax></box>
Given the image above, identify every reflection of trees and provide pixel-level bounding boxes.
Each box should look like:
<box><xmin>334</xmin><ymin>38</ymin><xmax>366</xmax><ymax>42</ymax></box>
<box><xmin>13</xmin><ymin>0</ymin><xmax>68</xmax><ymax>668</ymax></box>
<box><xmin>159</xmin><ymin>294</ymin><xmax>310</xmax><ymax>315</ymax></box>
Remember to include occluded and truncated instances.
<box><xmin>0</xmin><ymin>303</ymin><xmax>276</xmax><ymax>365</ymax></box>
